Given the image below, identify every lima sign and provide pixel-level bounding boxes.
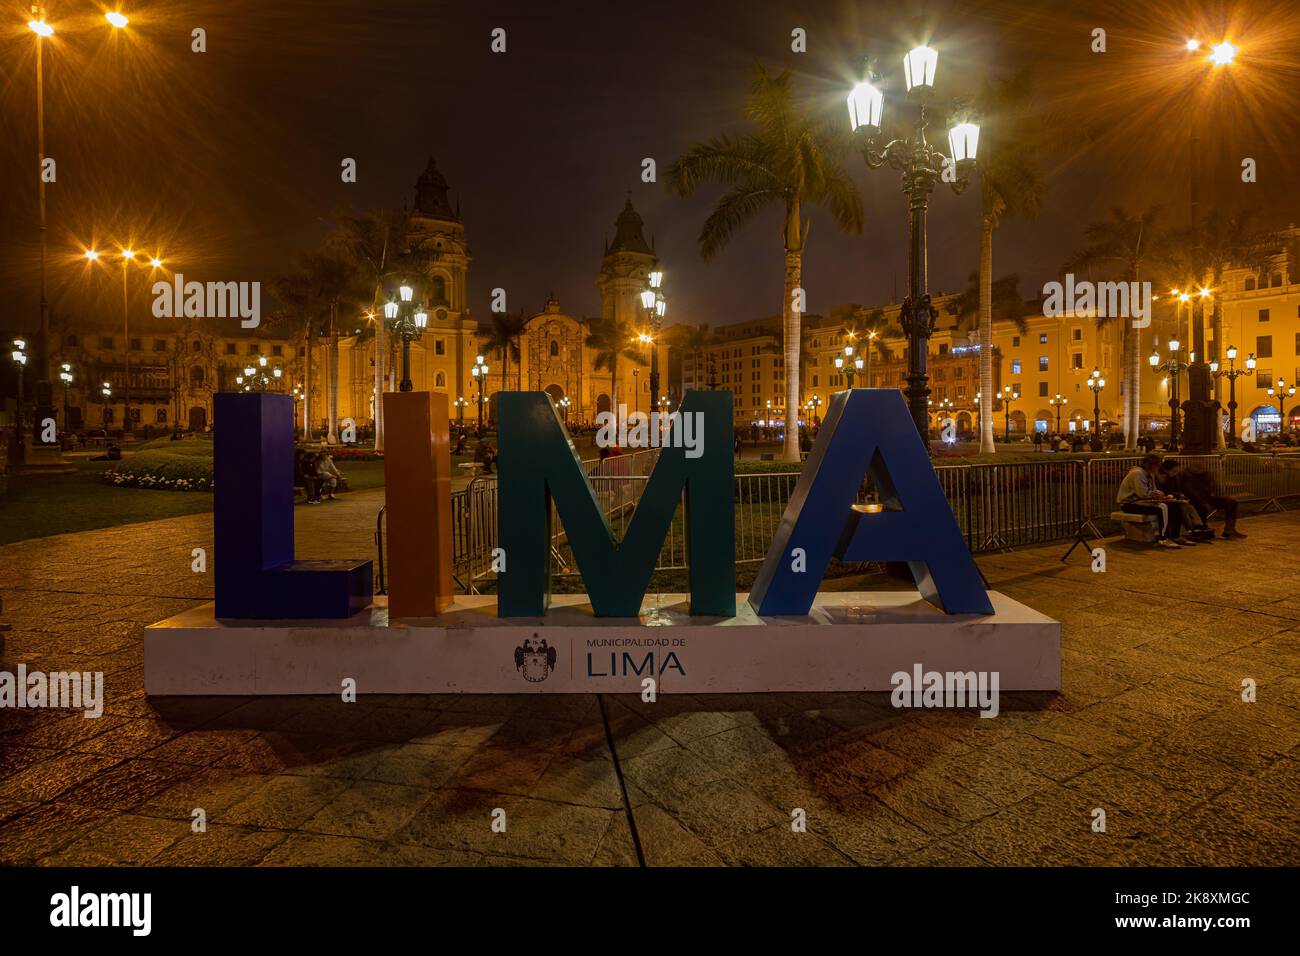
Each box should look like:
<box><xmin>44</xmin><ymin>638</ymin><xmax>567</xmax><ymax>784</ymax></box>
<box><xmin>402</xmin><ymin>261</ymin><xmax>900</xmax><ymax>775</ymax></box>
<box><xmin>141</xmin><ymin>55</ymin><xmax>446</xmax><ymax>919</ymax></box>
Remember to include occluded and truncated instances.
<box><xmin>211</xmin><ymin>388</ymin><xmax>992</xmax><ymax>621</ymax></box>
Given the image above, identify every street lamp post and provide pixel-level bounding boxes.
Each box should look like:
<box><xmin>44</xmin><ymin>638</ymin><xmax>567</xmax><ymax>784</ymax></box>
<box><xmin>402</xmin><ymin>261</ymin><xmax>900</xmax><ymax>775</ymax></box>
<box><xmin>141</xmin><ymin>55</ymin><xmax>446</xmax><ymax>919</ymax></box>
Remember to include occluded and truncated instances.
<box><xmin>639</xmin><ymin>266</ymin><xmax>665</xmax><ymax>412</ymax></box>
<box><xmin>1266</xmin><ymin>377</ymin><xmax>1296</xmax><ymax>437</ymax></box>
<box><xmin>849</xmin><ymin>45</ymin><xmax>979</xmax><ymax>442</ymax></box>
<box><xmin>11</xmin><ymin>341</ymin><xmax>28</xmax><ymax>431</ymax></box>
<box><xmin>1048</xmin><ymin>393</ymin><xmax>1066</xmax><ymax>434</ymax></box>
<box><xmin>470</xmin><ymin>355</ymin><xmax>489</xmax><ymax>431</ymax></box>
<box><xmin>235</xmin><ymin>355</ymin><xmax>284</xmax><ymax>393</ymax></box>
<box><xmin>1210</xmin><ymin>347</ymin><xmax>1252</xmax><ymax>448</ymax></box>
<box><xmin>454</xmin><ymin>396</ymin><xmax>468</xmax><ymax>427</ymax></box>
<box><xmin>383</xmin><ymin>281</ymin><xmax>427</xmax><ymax>393</ymax></box>
<box><xmin>1150</xmin><ymin>337</ymin><xmax>1190</xmax><ymax>451</ymax></box>
<box><xmin>59</xmin><ymin>362</ymin><xmax>73</xmax><ymax>430</ymax></box>
<box><xmin>100</xmin><ymin>381</ymin><xmax>112</xmax><ymax>426</ymax></box>
<box><xmin>559</xmin><ymin>395</ymin><xmax>571</xmax><ymax>424</ymax></box>
<box><xmin>835</xmin><ymin>344</ymin><xmax>863</xmax><ymax>389</ymax></box>
<box><xmin>1000</xmin><ymin>384</ymin><xmax>1020</xmax><ymax>441</ymax></box>
<box><xmin>1088</xmin><ymin>367</ymin><xmax>1106</xmax><ymax>444</ymax></box>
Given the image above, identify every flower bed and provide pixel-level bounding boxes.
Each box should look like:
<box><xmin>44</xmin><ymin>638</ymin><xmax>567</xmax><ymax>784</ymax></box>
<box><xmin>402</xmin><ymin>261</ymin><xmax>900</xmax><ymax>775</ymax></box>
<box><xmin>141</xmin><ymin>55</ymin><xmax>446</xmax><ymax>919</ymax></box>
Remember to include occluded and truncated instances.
<box><xmin>102</xmin><ymin>451</ymin><xmax>213</xmax><ymax>492</ymax></box>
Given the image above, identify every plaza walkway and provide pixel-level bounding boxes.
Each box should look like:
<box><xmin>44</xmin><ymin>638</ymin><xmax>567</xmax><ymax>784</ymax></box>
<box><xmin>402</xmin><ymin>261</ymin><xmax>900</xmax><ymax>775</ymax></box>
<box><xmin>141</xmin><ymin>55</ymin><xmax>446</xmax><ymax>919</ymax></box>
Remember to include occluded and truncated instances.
<box><xmin>0</xmin><ymin>494</ymin><xmax>1296</xmax><ymax>866</ymax></box>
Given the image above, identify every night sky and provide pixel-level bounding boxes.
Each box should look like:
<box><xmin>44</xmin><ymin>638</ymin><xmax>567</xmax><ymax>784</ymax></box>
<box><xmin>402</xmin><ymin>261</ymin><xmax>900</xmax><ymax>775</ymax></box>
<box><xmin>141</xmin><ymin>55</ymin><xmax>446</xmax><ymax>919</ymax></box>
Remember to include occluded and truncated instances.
<box><xmin>2</xmin><ymin>0</ymin><xmax>1298</xmax><ymax>337</ymax></box>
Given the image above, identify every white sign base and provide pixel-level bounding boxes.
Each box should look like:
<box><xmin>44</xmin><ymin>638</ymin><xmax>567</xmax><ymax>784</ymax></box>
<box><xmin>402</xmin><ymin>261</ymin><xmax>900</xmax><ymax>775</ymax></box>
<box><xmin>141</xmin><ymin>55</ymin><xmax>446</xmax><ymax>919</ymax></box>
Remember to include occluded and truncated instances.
<box><xmin>144</xmin><ymin>592</ymin><xmax>1060</xmax><ymax>696</ymax></box>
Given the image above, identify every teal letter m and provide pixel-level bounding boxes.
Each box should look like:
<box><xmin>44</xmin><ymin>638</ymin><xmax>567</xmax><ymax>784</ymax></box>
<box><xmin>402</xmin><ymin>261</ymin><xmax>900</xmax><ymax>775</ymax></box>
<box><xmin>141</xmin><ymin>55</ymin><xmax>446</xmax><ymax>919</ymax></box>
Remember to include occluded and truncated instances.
<box><xmin>497</xmin><ymin>391</ymin><xmax>735</xmax><ymax>617</ymax></box>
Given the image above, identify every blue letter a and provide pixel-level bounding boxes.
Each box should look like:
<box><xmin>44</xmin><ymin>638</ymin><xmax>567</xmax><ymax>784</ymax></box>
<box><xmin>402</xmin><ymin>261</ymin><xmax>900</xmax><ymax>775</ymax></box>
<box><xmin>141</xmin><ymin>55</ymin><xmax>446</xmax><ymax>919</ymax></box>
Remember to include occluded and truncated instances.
<box><xmin>748</xmin><ymin>389</ymin><xmax>992</xmax><ymax>616</ymax></box>
<box><xmin>497</xmin><ymin>390</ymin><xmax>735</xmax><ymax>618</ymax></box>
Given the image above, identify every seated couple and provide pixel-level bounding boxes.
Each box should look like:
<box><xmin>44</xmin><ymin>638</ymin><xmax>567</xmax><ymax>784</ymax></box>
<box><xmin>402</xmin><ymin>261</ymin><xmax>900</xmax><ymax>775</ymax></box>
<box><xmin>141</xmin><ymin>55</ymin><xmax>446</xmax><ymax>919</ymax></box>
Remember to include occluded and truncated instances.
<box><xmin>1116</xmin><ymin>455</ymin><xmax>1246</xmax><ymax>549</ymax></box>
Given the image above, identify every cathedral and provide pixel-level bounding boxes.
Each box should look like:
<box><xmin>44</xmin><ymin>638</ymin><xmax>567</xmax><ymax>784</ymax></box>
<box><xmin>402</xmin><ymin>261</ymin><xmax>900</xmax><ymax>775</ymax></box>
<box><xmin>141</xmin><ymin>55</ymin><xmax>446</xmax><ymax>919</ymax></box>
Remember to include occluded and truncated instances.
<box><xmin>305</xmin><ymin>161</ymin><xmax>671</xmax><ymax>436</ymax></box>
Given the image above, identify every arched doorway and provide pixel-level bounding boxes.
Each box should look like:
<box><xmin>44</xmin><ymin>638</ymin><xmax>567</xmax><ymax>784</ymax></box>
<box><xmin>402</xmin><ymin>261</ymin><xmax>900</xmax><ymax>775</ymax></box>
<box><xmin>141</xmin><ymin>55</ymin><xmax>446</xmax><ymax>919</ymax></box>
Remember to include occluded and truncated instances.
<box><xmin>188</xmin><ymin>406</ymin><xmax>207</xmax><ymax>432</ymax></box>
<box><xmin>1250</xmin><ymin>404</ymin><xmax>1281</xmax><ymax>435</ymax></box>
<box><xmin>544</xmin><ymin>384</ymin><xmax>564</xmax><ymax>406</ymax></box>
<box><xmin>595</xmin><ymin>393</ymin><xmax>611</xmax><ymax>415</ymax></box>
<box><xmin>956</xmin><ymin>411</ymin><xmax>972</xmax><ymax>434</ymax></box>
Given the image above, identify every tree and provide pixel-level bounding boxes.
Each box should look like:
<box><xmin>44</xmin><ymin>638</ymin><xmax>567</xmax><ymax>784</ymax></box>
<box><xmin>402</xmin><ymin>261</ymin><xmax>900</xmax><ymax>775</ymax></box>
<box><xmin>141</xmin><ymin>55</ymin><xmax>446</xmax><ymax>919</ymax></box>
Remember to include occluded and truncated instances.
<box><xmin>271</xmin><ymin>267</ymin><xmax>326</xmax><ymax>438</ymax></box>
<box><xmin>326</xmin><ymin>209</ymin><xmax>437</xmax><ymax>451</ymax></box>
<box><xmin>948</xmin><ymin>271</ymin><xmax>1032</xmax><ymax>335</ymax></box>
<box><xmin>299</xmin><ymin>250</ymin><xmax>366</xmax><ymax>444</ymax></box>
<box><xmin>971</xmin><ymin>70</ymin><xmax>1050</xmax><ymax>453</ymax></box>
<box><xmin>584</xmin><ymin>315</ymin><xmax>645</xmax><ymax>413</ymax></box>
<box><xmin>669</xmin><ymin>323</ymin><xmax>715</xmax><ymax>391</ymax></box>
<box><xmin>1064</xmin><ymin>206</ymin><xmax>1173</xmax><ymax>449</ymax></box>
<box><xmin>480</xmin><ymin>310</ymin><xmax>529</xmax><ymax>397</ymax></box>
<box><xmin>666</xmin><ymin>64</ymin><xmax>864</xmax><ymax>461</ymax></box>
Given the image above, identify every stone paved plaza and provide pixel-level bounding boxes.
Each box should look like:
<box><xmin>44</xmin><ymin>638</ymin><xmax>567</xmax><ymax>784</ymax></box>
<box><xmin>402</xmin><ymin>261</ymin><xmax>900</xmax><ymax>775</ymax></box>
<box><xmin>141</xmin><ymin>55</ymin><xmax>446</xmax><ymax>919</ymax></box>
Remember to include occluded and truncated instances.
<box><xmin>1</xmin><ymin>490</ymin><xmax>1297</xmax><ymax>866</ymax></box>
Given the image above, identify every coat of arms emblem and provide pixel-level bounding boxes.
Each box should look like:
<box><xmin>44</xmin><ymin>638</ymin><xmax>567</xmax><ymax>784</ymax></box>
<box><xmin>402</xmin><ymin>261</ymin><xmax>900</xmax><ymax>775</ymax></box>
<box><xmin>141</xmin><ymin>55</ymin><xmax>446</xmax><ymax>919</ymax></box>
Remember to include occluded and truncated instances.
<box><xmin>514</xmin><ymin>637</ymin><xmax>557</xmax><ymax>683</ymax></box>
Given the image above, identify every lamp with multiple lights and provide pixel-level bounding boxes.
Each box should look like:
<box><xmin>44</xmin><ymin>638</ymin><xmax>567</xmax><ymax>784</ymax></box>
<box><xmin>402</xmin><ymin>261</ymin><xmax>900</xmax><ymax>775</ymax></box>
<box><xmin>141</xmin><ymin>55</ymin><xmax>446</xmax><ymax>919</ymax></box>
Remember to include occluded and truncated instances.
<box><xmin>470</xmin><ymin>354</ymin><xmax>490</xmax><ymax>430</ymax></box>
<box><xmin>235</xmin><ymin>354</ymin><xmax>284</xmax><ymax>393</ymax></box>
<box><xmin>848</xmin><ymin>42</ymin><xmax>978</xmax><ymax>443</ymax></box>
<box><xmin>639</xmin><ymin>266</ymin><xmax>666</xmax><ymax>411</ymax></box>
<box><xmin>1266</xmin><ymin>377</ymin><xmax>1296</xmax><ymax>437</ymax></box>
<box><xmin>1208</xmin><ymin>346</ymin><xmax>1253</xmax><ymax>448</ymax></box>
<box><xmin>1149</xmin><ymin>337</ymin><xmax>1191</xmax><ymax>451</ymax></box>
<box><xmin>383</xmin><ymin>280</ymin><xmax>428</xmax><ymax>393</ymax></box>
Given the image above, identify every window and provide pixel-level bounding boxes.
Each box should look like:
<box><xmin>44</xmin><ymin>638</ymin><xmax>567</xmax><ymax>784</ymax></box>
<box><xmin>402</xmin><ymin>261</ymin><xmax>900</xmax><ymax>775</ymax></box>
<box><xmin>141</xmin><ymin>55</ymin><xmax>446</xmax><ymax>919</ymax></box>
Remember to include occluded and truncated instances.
<box><xmin>437</xmin><ymin>339</ymin><xmax>447</xmax><ymax>356</ymax></box>
<box><xmin>1257</xmin><ymin>335</ymin><xmax>1273</xmax><ymax>358</ymax></box>
<box><xmin>156</xmin><ymin>408</ymin><xmax>168</xmax><ymax>423</ymax></box>
<box><xmin>1072</xmin><ymin>353</ymin><xmax>1084</xmax><ymax>369</ymax></box>
<box><xmin>248</xmin><ymin>343</ymin><xmax>260</xmax><ymax>354</ymax></box>
<box><xmin>103</xmin><ymin>408</ymin><xmax>114</xmax><ymax>424</ymax></box>
<box><xmin>1038</xmin><ymin>382</ymin><xmax>1049</xmax><ymax>397</ymax></box>
<box><xmin>1256</xmin><ymin>369</ymin><xmax>1272</xmax><ymax>389</ymax></box>
<box><xmin>1270</xmin><ymin>273</ymin><xmax>1282</xmax><ymax>287</ymax></box>
<box><xmin>435</xmin><ymin>371</ymin><xmax>446</xmax><ymax>388</ymax></box>
<box><xmin>1038</xmin><ymin>356</ymin><xmax>1049</xmax><ymax>372</ymax></box>
<box><xmin>190</xmin><ymin>366</ymin><xmax>205</xmax><ymax>387</ymax></box>
<box><xmin>1011</xmin><ymin>359</ymin><xmax>1022</xmax><ymax>375</ymax></box>
<box><xmin>1039</xmin><ymin>334</ymin><xmax>1048</xmax><ymax>344</ymax></box>
<box><xmin>99</xmin><ymin>336</ymin><xmax>114</xmax><ymax>350</ymax></box>
<box><xmin>1012</xmin><ymin>336</ymin><xmax>1021</xmax><ymax>348</ymax></box>
<box><xmin>225</xmin><ymin>343</ymin><xmax>236</xmax><ymax>355</ymax></box>
<box><xmin>1260</xmin><ymin>309</ymin><xmax>1270</xmax><ymax>323</ymax></box>
<box><xmin>938</xmin><ymin>343</ymin><xmax>949</xmax><ymax>354</ymax></box>
<box><xmin>155</xmin><ymin>340</ymin><xmax>168</xmax><ymax>352</ymax></box>
<box><xmin>1072</xmin><ymin>328</ymin><xmax>1082</xmax><ymax>341</ymax></box>
<box><xmin>1295</xmin><ymin>332</ymin><xmax>1300</xmax><ymax>353</ymax></box>
<box><xmin>549</xmin><ymin>340</ymin><xmax>558</xmax><ymax>357</ymax></box>
<box><xmin>129</xmin><ymin>338</ymin><xmax>142</xmax><ymax>351</ymax></box>
<box><xmin>812</xmin><ymin>375</ymin><xmax>819</xmax><ymax>387</ymax></box>
<box><xmin>954</xmin><ymin>367</ymin><xmax>964</xmax><ymax>379</ymax></box>
<box><xmin>1245</xmin><ymin>277</ymin><xmax>1256</xmax><ymax>291</ymax></box>
<box><xmin>272</xmin><ymin>345</ymin><xmax>283</xmax><ymax>356</ymax></box>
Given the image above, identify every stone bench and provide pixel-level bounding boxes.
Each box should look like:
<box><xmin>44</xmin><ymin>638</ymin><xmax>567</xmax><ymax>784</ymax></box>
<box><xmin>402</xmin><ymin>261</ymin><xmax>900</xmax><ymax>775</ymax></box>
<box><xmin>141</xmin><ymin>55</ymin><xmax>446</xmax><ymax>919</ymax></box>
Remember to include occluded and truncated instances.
<box><xmin>1110</xmin><ymin>510</ymin><xmax>1159</xmax><ymax>543</ymax></box>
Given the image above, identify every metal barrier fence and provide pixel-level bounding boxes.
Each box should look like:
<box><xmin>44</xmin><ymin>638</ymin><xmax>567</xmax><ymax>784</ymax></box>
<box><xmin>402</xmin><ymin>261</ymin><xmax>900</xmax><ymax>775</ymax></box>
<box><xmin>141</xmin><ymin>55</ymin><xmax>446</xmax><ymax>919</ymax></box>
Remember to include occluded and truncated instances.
<box><xmin>374</xmin><ymin>450</ymin><xmax>1300</xmax><ymax>593</ymax></box>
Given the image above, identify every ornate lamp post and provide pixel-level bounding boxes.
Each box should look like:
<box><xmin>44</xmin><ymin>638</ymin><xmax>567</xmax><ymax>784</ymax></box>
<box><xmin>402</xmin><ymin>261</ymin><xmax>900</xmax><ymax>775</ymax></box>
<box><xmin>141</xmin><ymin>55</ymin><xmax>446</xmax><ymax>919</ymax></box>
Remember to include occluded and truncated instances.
<box><xmin>1210</xmin><ymin>346</ymin><xmax>1252</xmax><ymax>448</ymax></box>
<box><xmin>849</xmin><ymin>45</ymin><xmax>979</xmax><ymax>441</ymax></box>
<box><xmin>1000</xmin><ymin>384</ymin><xmax>1020</xmax><ymax>441</ymax></box>
<box><xmin>58</xmin><ymin>362</ymin><xmax>73</xmax><ymax>429</ymax></box>
<box><xmin>559</xmin><ymin>395</ymin><xmax>571</xmax><ymax>423</ymax></box>
<box><xmin>1048</xmin><ymin>392</ymin><xmax>1066</xmax><ymax>434</ymax></box>
<box><xmin>1266</xmin><ymin>377</ymin><xmax>1296</xmax><ymax>436</ymax></box>
<box><xmin>639</xmin><ymin>266</ymin><xmax>665</xmax><ymax>412</ymax></box>
<box><xmin>384</xmin><ymin>281</ymin><xmax>427</xmax><ymax>393</ymax></box>
<box><xmin>1087</xmin><ymin>367</ymin><xmax>1106</xmax><ymax>442</ymax></box>
<box><xmin>454</xmin><ymin>395</ymin><xmax>469</xmax><ymax>426</ymax></box>
<box><xmin>1150</xmin><ymin>337</ymin><xmax>1190</xmax><ymax>450</ymax></box>
<box><xmin>100</xmin><ymin>381</ymin><xmax>112</xmax><ymax>426</ymax></box>
<box><xmin>470</xmin><ymin>354</ymin><xmax>489</xmax><ymax>431</ymax></box>
<box><xmin>236</xmin><ymin>355</ymin><xmax>283</xmax><ymax>393</ymax></box>
<box><xmin>10</xmin><ymin>340</ymin><xmax>27</xmax><ymax>430</ymax></box>
<box><xmin>835</xmin><ymin>343</ymin><xmax>864</xmax><ymax>388</ymax></box>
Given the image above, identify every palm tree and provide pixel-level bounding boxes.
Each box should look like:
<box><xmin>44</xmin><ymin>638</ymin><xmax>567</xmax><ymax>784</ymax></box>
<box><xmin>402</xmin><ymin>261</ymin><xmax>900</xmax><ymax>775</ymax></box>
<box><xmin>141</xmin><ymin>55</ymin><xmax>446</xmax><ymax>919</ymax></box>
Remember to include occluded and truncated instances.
<box><xmin>948</xmin><ymin>271</ymin><xmax>1032</xmax><ymax>335</ymax></box>
<box><xmin>1064</xmin><ymin>206</ymin><xmax>1173</xmax><ymax>449</ymax></box>
<box><xmin>666</xmin><ymin>64</ymin><xmax>864</xmax><ymax>461</ymax></box>
<box><xmin>480</xmin><ymin>310</ymin><xmax>529</xmax><ymax>395</ymax></box>
<box><xmin>972</xmin><ymin>71</ymin><xmax>1050</xmax><ymax>453</ymax></box>
<box><xmin>300</xmin><ymin>250</ymin><xmax>366</xmax><ymax>444</ymax></box>
<box><xmin>669</xmin><ymin>323</ymin><xmax>714</xmax><ymax>391</ymax></box>
<box><xmin>584</xmin><ymin>316</ymin><xmax>645</xmax><ymax>412</ymax></box>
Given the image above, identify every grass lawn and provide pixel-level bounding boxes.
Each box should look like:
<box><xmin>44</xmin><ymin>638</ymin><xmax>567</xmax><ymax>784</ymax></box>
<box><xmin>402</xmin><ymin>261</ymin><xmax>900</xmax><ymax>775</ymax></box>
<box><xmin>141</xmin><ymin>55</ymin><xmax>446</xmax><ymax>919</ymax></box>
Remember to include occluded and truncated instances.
<box><xmin>0</xmin><ymin>457</ymin><xmax>390</xmax><ymax>545</ymax></box>
<box><xmin>0</xmin><ymin>461</ymin><xmax>214</xmax><ymax>545</ymax></box>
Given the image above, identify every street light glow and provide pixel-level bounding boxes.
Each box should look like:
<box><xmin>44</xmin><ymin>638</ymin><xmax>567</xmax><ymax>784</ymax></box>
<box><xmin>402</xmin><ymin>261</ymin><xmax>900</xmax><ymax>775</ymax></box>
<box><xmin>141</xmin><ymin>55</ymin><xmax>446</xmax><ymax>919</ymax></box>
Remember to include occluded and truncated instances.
<box><xmin>150</xmin><ymin>258</ymin><xmax>163</xmax><ymax>268</ymax></box>
<box><xmin>105</xmin><ymin>12</ymin><xmax>129</xmax><ymax>29</ymax></box>
<box><xmin>1185</xmin><ymin>39</ymin><xmax>1199</xmax><ymax>52</ymax></box>
<box><xmin>1208</xmin><ymin>41</ymin><xmax>1236</xmax><ymax>66</ymax></box>
<box><xmin>28</xmin><ymin>19</ymin><xmax>54</xmax><ymax>36</ymax></box>
<box><xmin>122</xmin><ymin>249</ymin><xmax>135</xmax><ymax>260</ymax></box>
<box><xmin>84</xmin><ymin>249</ymin><xmax>99</xmax><ymax>261</ymax></box>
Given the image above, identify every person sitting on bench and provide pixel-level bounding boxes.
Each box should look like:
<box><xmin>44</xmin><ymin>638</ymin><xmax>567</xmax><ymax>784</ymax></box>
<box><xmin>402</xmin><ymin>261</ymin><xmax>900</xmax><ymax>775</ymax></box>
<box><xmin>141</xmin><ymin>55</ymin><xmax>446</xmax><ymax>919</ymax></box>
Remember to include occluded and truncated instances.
<box><xmin>1116</xmin><ymin>454</ymin><xmax>1195</xmax><ymax>548</ymax></box>
<box><xmin>1158</xmin><ymin>459</ymin><xmax>1246</xmax><ymax>540</ymax></box>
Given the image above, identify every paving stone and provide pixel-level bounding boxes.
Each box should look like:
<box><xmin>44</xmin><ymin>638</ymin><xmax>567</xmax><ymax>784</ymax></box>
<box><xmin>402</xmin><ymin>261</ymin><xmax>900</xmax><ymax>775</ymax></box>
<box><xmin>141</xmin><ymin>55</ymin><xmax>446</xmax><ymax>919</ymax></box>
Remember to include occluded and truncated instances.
<box><xmin>218</xmin><ymin>775</ymin><xmax>351</xmax><ymax>830</ymax></box>
<box><xmin>150</xmin><ymin>824</ymin><xmax>288</xmax><ymax>866</ymax></box>
<box><xmin>300</xmin><ymin>780</ymin><xmax>434</xmax><ymax>841</ymax></box>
